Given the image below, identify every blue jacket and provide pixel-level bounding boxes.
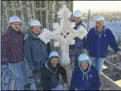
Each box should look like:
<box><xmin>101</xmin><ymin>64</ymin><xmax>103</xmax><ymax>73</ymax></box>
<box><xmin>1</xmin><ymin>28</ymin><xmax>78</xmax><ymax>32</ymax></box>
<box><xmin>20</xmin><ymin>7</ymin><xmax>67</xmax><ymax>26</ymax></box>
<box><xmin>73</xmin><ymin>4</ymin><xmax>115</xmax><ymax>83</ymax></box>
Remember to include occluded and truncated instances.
<box><xmin>24</xmin><ymin>31</ymin><xmax>51</xmax><ymax>70</ymax></box>
<box><xmin>70</xmin><ymin>66</ymin><xmax>101</xmax><ymax>90</ymax></box>
<box><xmin>70</xmin><ymin>21</ymin><xmax>85</xmax><ymax>49</ymax></box>
<box><xmin>86</xmin><ymin>26</ymin><xmax>120</xmax><ymax>58</ymax></box>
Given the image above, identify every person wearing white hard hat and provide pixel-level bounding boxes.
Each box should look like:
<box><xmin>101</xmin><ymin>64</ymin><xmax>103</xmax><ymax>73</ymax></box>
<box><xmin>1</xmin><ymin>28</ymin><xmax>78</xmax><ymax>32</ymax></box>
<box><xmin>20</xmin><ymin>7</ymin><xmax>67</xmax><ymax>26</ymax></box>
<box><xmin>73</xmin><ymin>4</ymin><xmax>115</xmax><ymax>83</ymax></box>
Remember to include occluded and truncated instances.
<box><xmin>40</xmin><ymin>51</ymin><xmax>68</xmax><ymax>90</ymax></box>
<box><xmin>9</xmin><ymin>16</ymin><xmax>22</xmax><ymax>31</ymax></box>
<box><xmin>1</xmin><ymin>16</ymin><xmax>31</xmax><ymax>90</ymax></box>
<box><xmin>69</xmin><ymin>10</ymin><xmax>87</xmax><ymax>69</ymax></box>
<box><xmin>24</xmin><ymin>19</ymin><xmax>49</xmax><ymax>89</ymax></box>
<box><xmin>70</xmin><ymin>53</ymin><xmax>101</xmax><ymax>90</ymax></box>
<box><xmin>24</xmin><ymin>19</ymin><xmax>51</xmax><ymax>88</ymax></box>
<box><xmin>30</xmin><ymin>20</ymin><xmax>42</xmax><ymax>35</ymax></box>
<box><xmin>85</xmin><ymin>15</ymin><xmax>121</xmax><ymax>75</ymax></box>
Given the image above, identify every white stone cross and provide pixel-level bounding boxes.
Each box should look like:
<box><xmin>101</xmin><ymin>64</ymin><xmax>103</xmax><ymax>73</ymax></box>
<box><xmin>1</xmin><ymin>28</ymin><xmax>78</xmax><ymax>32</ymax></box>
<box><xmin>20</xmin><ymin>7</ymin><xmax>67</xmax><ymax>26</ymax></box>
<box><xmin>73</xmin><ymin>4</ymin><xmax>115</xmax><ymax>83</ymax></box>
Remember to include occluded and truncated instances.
<box><xmin>38</xmin><ymin>5</ymin><xmax>87</xmax><ymax>66</ymax></box>
<box><xmin>38</xmin><ymin>5</ymin><xmax>87</xmax><ymax>87</ymax></box>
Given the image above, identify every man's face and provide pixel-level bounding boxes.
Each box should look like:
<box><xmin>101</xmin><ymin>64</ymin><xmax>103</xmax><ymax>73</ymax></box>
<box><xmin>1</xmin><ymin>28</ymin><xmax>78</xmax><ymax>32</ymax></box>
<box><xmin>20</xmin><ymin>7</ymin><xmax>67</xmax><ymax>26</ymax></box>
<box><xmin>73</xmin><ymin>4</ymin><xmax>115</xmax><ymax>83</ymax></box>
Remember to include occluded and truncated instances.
<box><xmin>50</xmin><ymin>57</ymin><xmax>59</xmax><ymax>67</ymax></box>
<box><xmin>74</xmin><ymin>17</ymin><xmax>81</xmax><ymax>24</ymax></box>
<box><xmin>96</xmin><ymin>21</ymin><xmax>104</xmax><ymax>32</ymax></box>
<box><xmin>32</xmin><ymin>26</ymin><xmax>41</xmax><ymax>34</ymax></box>
<box><xmin>11</xmin><ymin>22</ymin><xmax>21</xmax><ymax>31</ymax></box>
<box><xmin>80</xmin><ymin>62</ymin><xmax>88</xmax><ymax>70</ymax></box>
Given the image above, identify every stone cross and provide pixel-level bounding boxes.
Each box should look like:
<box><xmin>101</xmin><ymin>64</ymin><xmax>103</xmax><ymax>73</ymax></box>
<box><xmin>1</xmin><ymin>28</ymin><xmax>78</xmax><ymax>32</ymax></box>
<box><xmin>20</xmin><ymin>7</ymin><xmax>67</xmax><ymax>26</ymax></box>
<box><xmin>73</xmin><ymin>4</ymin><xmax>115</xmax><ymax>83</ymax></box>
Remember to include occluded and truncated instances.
<box><xmin>38</xmin><ymin>5</ymin><xmax>87</xmax><ymax>86</ymax></box>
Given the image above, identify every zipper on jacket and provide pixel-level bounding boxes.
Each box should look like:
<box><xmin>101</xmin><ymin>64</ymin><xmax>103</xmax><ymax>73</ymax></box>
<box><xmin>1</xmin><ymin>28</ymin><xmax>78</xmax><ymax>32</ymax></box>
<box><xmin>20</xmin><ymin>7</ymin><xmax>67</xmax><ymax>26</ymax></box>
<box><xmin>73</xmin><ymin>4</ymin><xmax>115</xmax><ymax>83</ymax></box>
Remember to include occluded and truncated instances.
<box><xmin>98</xmin><ymin>34</ymin><xmax>101</xmax><ymax>57</ymax></box>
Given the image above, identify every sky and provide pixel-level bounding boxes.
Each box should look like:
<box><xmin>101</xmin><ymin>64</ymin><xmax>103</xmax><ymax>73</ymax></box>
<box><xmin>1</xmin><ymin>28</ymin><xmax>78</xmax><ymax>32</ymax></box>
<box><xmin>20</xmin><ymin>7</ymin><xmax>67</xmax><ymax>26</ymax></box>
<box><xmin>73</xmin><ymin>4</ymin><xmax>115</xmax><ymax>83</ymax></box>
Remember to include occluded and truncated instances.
<box><xmin>73</xmin><ymin>1</ymin><xmax>121</xmax><ymax>13</ymax></box>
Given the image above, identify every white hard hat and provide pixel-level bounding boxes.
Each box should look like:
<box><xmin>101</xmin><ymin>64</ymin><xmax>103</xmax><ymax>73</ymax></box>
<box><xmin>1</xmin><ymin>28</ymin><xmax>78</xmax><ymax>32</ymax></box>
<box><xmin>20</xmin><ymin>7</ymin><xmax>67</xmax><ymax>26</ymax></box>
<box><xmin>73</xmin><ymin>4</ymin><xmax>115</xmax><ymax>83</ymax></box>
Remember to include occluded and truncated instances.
<box><xmin>96</xmin><ymin>15</ymin><xmax>105</xmax><ymax>22</ymax></box>
<box><xmin>73</xmin><ymin>10</ymin><xmax>82</xmax><ymax>17</ymax></box>
<box><xmin>30</xmin><ymin>20</ymin><xmax>41</xmax><ymax>27</ymax></box>
<box><xmin>78</xmin><ymin>53</ymin><xmax>90</xmax><ymax>64</ymax></box>
<box><xmin>49</xmin><ymin>51</ymin><xmax>59</xmax><ymax>59</ymax></box>
<box><xmin>9</xmin><ymin>16</ymin><xmax>21</xmax><ymax>23</ymax></box>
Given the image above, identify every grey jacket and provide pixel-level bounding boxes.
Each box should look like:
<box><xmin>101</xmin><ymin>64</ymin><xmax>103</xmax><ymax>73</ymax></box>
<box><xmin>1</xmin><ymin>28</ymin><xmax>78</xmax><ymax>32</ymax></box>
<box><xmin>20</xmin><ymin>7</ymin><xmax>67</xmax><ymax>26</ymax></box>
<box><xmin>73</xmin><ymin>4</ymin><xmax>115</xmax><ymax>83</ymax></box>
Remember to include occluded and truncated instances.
<box><xmin>24</xmin><ymin>31</ymin><xmax>51</xmax><ymax>70</ymax></box>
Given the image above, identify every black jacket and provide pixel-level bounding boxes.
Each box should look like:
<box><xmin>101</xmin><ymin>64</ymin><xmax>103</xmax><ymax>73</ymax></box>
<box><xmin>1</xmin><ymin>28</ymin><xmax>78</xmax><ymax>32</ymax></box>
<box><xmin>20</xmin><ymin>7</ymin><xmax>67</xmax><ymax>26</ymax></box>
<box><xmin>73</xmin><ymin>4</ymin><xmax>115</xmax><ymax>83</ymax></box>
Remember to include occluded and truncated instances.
<box><xmin>41</xmin><ymin>61</ymin><xmax>67</xmax><ymax>90</ymax></box>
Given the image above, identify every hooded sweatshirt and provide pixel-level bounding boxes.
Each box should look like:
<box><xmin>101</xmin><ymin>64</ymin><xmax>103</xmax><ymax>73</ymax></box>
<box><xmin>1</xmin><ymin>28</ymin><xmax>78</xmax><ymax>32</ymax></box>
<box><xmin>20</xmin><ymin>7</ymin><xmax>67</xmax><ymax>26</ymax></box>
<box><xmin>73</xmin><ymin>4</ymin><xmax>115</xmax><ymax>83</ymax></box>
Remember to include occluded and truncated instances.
<box><xmin>41</xmin><ymin>61</ymin><xmax>67</xmax><ymax>90</ymax></box>
<box><xmin>70</xmin><ymin>61</ymin><xmax>101</xmax><ymax>90</ymax></box>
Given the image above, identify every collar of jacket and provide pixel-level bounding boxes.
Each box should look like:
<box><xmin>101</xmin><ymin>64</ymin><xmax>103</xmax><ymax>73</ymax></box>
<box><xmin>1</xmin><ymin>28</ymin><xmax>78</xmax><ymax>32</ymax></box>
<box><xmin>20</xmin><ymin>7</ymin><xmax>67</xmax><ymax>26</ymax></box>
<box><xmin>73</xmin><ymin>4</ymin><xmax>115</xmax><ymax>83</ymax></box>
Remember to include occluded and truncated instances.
<box><xmin>8</xmin><ymin>26</ymin><xmax>22</xmax><ymax>34</ymax></box>
<box><xmin>45</xmin><ymin>61</ymin><xmax>58</xmax><ymax>73</ymax></box>
<box><xmin>94</xmin><ymin>26</ymin><xmax>107</xmax><ymax>35</ymax></box>
<box><xmin>29</xmin><ymin>31</ymin><xmax>40</xmax><ymax>39</ymax></box>
<box><xmin>74</xmin><ymin>21</ymin><xmax>85</xmax><ymax>29</ymax></box>
<box><xmin>79</xmin><ymin>63</ymin><xmax>91</xmax><ymax>74</ymax></box>
<box><xmin>78</xmin><ymin>62</ymin><xmax>91</xmax><ymax>80</ymax></box>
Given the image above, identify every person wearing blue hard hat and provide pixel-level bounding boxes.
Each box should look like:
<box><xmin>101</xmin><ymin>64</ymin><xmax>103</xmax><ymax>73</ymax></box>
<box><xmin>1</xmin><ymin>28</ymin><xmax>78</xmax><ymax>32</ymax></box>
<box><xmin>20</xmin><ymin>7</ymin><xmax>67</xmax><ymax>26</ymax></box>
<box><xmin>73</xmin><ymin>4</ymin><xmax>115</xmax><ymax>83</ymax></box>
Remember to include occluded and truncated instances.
<box><xmin>70</xmin><ymin>53</ymin><xmax>101</xmax><ymax>90</ymax></box>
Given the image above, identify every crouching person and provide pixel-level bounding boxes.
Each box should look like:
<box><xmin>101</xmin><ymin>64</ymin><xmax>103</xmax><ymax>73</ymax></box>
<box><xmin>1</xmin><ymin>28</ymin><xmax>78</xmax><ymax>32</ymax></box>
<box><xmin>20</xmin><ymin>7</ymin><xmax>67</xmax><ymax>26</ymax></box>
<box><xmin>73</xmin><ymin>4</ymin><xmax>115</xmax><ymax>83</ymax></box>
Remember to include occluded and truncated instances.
<box><xmin>70</xmin><ymin>54</ymin><xmax>101</xmax><ymax>90</ymax></box>
<box><xmin>41</xmin><ymin>51</ymin><xmax>68</xmax><ymax>90</ymax></box>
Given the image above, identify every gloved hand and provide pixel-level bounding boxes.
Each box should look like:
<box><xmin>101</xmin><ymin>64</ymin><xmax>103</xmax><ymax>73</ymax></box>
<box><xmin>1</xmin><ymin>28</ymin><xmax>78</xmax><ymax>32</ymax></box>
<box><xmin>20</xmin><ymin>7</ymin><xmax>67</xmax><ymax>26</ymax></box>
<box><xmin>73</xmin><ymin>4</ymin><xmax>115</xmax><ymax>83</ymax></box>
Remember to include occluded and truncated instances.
<box><xmin>32</xmin><ymin>68</ymin><xmax>41</xmax><ymax>74</ymax></box>
<box><xmin>32</xmin><ymin>68</ymin><xmax>38</xmax><ymax>74</ymax></box>
<box><xmin>64</xmin><ymin>83</ymin><xmax>68</xmax><ymax>90</ymax></box>
<box><xmin>30</xmin><ymin>83</ymin><xmax>37</xmax><ymax>90</ymax></box>
<box><xmin>2</xmin><ymin>64</ymin><xmax>9</xmax><ymax>85</ymax></box>
<box><xmin>117</xmin><ymin>51</ymin><xmax>121</xmax><ymax>55</ymax></box>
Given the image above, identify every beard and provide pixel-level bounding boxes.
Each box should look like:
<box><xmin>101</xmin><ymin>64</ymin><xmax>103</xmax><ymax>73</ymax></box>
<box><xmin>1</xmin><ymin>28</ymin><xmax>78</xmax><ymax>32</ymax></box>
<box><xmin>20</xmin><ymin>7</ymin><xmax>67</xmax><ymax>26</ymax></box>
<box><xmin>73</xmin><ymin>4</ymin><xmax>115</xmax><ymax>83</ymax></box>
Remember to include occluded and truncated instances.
<box><xmin>12</xmin><ymin>27</ymin><xmax>21</xmax><ymax>33</ymax></box>
<box><xmin>32</xmin><ymin>31</ymin><xmax>41</xmax><ymax>35</ymax></box>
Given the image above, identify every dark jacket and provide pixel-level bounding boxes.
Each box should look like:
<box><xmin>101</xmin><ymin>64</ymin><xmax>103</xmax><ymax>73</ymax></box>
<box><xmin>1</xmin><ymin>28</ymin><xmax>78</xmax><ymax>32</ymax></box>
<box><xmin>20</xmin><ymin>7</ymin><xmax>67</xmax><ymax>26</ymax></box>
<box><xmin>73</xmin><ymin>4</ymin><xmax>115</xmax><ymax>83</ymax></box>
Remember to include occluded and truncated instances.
<box><xmin>70</xmin><ymin>65</ymin><xmax>101</xmax><ymax>90</ymax></box>
<box><xmin>41</xmin><ymin>61</ymin><xmax>67</xmax><ymax>90</ymax></box>
<box><xmin>86</xmin><ymin>26</ymin><xmax>120</xmax><ymax>58</ymax></box>
<box><xmin>2</xmin><ymin>26</ymin><xmax>24</xmax><ymax>63</ymax></box>
<box><xmin>24</xmin><ymin>31</ymin><xmax>51</xmax><ymax>70</ymax></box>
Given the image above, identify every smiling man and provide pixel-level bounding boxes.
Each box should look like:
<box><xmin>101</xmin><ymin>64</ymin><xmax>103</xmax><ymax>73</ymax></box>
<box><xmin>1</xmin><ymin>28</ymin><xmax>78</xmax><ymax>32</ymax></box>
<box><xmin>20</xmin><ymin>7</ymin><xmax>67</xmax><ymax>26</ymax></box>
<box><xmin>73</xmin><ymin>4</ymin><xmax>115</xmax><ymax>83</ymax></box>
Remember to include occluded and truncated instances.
<box><xmin>86</xmin><ymin>15</ymin><xmax>120</xmax><ymax>75</ymax></box>
<box><xmin>24</xmin><ymin>20</ymin><xmax>51</xmax><ymax>73</ymax></box>
<box><xmin>41</xmin><ymin>51</ymin><xmax>68</xmax><ymax>90</ymax></box>
<box><xmin>2</xmin><ymin>16</ymin><xmax>29</xmax><ymax>90</ymax></box>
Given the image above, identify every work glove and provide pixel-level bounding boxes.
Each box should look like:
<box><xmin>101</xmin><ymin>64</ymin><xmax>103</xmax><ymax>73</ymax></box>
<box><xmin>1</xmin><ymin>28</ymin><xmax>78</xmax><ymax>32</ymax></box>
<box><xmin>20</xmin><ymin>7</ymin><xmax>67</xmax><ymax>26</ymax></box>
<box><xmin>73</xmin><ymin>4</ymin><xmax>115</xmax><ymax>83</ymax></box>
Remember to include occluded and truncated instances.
<box><xmin>64</xmin><ymin>83</ymin><xmax>69</xmax><ymax>90</ymax></box>
<box><xmin>117</xmin><ymin>51</ymin><xmax>121</xmax><ymax>56</ymax></box>
<box><xmin>30</xmin><ymin>83</ymin><xmax>37</xmax><ymax>90</ymax></box>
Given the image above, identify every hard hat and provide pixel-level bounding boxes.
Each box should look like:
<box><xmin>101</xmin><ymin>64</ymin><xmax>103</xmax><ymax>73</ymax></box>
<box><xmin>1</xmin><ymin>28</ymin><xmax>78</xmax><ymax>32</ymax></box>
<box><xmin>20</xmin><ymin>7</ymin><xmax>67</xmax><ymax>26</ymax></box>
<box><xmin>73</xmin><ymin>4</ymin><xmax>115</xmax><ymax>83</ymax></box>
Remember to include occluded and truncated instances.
<box><xmin>96</xmin><ymin>15</ymin><xmax>105</xmax><ymax>22</ymax></box>
<box><xmin>9</xmin><ymin>16</ymin><xmax>21</xmax><ymax>23</ymax></box>
<box><xmin>78</xmin><ymin>53</ymin><xmax>90</xmax><ymax>64</ymax></box>
<box><xmin>49</xmin><ymin>51</ymin><xmax>59</xmax><ymax>59</ymax></box>
<box><xmin>78</xmin><ymin>54</ymin><xmax>91</xmax><ymax>79</ymax></box>
<box><xmin>30</xmin><ymin>20</ymin><xmax>41</xmax><ymax>27</ymax></box>
<box><xmin>73</xmin><ymin>10</ymin><xmax>82</xmax><ymax>17</ymax></box>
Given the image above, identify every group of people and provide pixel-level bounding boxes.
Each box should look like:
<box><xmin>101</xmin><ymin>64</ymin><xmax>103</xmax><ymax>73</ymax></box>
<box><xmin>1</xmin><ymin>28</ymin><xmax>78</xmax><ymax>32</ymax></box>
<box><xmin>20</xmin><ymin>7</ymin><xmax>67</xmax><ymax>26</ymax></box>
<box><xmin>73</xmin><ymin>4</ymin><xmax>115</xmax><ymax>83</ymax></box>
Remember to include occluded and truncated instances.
<box><xmin>1</xmin><ymin>9</ymin><xmax>121</xmax><ymax>90</ymax></box>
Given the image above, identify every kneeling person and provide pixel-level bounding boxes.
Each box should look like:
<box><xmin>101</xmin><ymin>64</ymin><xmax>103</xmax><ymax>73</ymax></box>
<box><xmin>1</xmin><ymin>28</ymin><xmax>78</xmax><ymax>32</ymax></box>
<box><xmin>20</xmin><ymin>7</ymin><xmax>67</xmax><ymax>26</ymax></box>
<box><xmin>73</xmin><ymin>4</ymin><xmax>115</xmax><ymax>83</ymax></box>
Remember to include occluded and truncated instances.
<box><xmin>41</xmin><ymin>51</ymin><xmax>68</xmax><ymax>90</ymax></box>
<box><xmin>70</xmin><ymin>54</ymin><xmax>101</xmax><ymax>90</ymax></box>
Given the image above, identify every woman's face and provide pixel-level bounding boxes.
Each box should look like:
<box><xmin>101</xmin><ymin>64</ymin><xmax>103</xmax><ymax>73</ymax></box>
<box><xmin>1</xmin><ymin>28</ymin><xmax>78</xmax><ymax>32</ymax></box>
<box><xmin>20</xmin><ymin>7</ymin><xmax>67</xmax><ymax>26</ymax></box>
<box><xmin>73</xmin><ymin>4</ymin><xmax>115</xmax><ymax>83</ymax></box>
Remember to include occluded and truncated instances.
<box><xmin>80</xmin><ymin>62</ymin><xmax>88</xmax><ymax>70</ymax></box>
